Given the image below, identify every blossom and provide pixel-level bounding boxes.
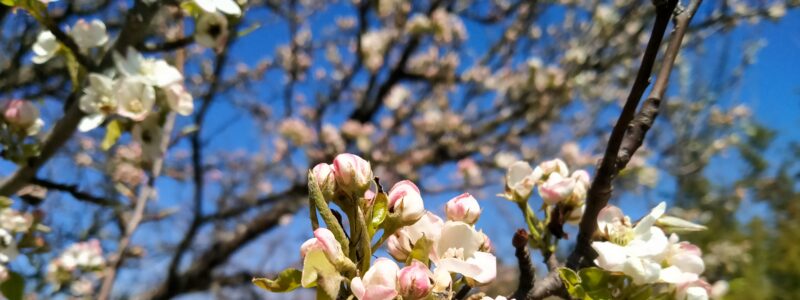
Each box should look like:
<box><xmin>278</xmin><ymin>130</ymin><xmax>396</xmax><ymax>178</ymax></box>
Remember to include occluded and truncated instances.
<box><xmin>386</xmin><ymin>212</ymin><xmax>444</xmax><ymax>261</ymax></box>
<box><xmin>114</xmin><ymin>49</ymin><xmax>183</xmax><ymax>88</ymax></box>
<box><xmin>194</xmin><ymin>0</ymin><xmax>242</xmax><ymax>16</ymax></box>
<box><xmin>300</xmin><ymin>228</ymin><xmax>347</xmax><ymax>297</ymax></box>
<box><xmin>532</xmin><ymin>158</ymin><xmax>569</xmax><ymax>181</ymax></box>
<box><xmin>591</xmin><ymin>202</ymin><xmax>669</xmax><ymax>284</ymax></box>
<box><xmin>278</xmin><ymin>118</ymin><xmax>315</xmax><ymax>146</ymax></box>
<box><xmin>115</xmin><ymin>77</ymin><xmax>156</xmax><ymax>121</ymax></box>
<box><xmin>676</xmin><ymin>280</ymin><xmax>711</xmax><ymax>300</ymax></box>
<box><xmin>505</xmin><ymin>161</ymin><xmax>536</xmax><ymax>201</ymax></box>
<box><xmin>434</xmin><ymin>221</ymin><xmax>497</xmax><ymax>285</ymax></box>
<box><xmin>32</xmin><ymin>31</ymin><xmax>59</xmax><ymax>64</ymax></box>
<box><xmin>164</xmin><ymin>83</ymin><xmax>194</xmax><ymax>116</ymax></box>
<box><xmin>312</xmin><ymin>163</ymin><xmax>336</xmax><ymax>200</ymax></box>
<box><xmin>398</xmin><ymin>260</ymin><xmax>433</xmax><ymax>300</ymax></box>
<box><xmin>538</xmin><ymin>172</ymin><xmax>577</xmax><ymax>205</ymax></box>
<box><xmin>70</xmin><ymin>19</ymin><xmax>108</xmax><ymax>50</ymax></box>
<box><xmin>57</xmin><ymin>239</ymin><xmax>105</xmax><ymax>271</ymax></box>
<box><xmin>350</xmin><ymin>258</ymin><xmax>399</xmax><ymax>300</ymax></box>
<box><xmin>659</xmin><ymin>234</ymin><xmax>705</xmax><ymax>285</ymax></box>
<box><xmin>195</xmin><ymin>12</ymin><xmax>229</xmax><ymax>49</ymax></box>
<box><xmin>332</xmin><ymin>153</ymin><xmax>373</xmax><ymax>197</ymax></box>
<box><xmin>445</xmin><ymin>193</ymin><xmax>481</xmax><ymax>224</ymax></box>
<box><xmin>387</xmin><ymin>180</ymin><xmax>426</xmax><ymax>224</ymax></box>
<box><xmin>0</xmin><ymin>229</ymin><xmax>18</xmax><ymax>264</ymax></box>
<box><xmin>79</xmin><ymin>73</ymin><xmax>117</xmax><ymax>131</ymax></box>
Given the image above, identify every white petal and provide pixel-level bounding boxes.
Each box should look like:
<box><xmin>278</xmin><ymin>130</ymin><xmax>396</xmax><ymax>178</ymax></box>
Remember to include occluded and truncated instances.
<box><xmin>78</xmin><ymin>114</ymin><xmax>105</xmax><ymax>132</ymax></box>
<box><xmin>216</xmin><ymin>0</ymin><xmax>242</xmax><ymax>15</ymax></box>
<box><xmin>623</xmin><ymin>257</ymin><xmax>660</xmax><ymax>285</ymax></box>
<box><xmin>591</xmin><ymin>241</ymin><xmax>626</xmax><ymax>272</ymax></box>
<box><xmin>193</xmin><ymin>0</ymin><xmax>218</xmax><ymax>13</ymax></box>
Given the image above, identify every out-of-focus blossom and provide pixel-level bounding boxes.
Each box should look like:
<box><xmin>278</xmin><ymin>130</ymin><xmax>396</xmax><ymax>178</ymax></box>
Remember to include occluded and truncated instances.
<box><xmin>0</xmin><ymin>229</ymin><xmax>18</xmax><ymax>264</ymax></box>
<box><xmin>32</xmin><ymin>31</ymin><xmax>58</xmax><ymax>64</ymax></box>
<box><xmin>387</xmin><ymin>180</ymin><xmax>426</xmax><ymax>224</ymax></box>
<box><xmin>79</xmin><ymin>73</ymin><xmax>116</xmax><ymax>132</ymax></box>
<box><xmin>351</xmin><ymin>258</ymin><xmax>399</xmax><ymax>300</ymax></box>
<box><xmin>278</xmin><ymin>118</ymin><xmax>315</xmax><ymax>146</ymax></box>
<box><xmin>398</xmin><ymin>260</ymin><xmax>433</xmax><ymax>300</ymax></box>
<box><xmin>164</xmin><ymin>83</ymin><xmax>194</xmax><ymax>116</ymax></box>
<box><xmin>114</xmin><ymin>49</ymin><xmax>183</xmax><ymax>88</ymax></box>
<box><xmin>195</xmin><ymin>12</ymin><xmax>229</xmax><ymax>49</ymax></box>
<box><xmin>115</xmin><ymin>77</ymin><xmax>156</xmax><ymax>121</ymax></box>
<box><xmin>457</xmin><ymin>158</ymin><xmax>483</xmax><ymax>186</ymax></box>
<box><xmin>445</xmin><ymin>193</ymin><xmax>480</xmax><ymax>224</ymax></box>
<box><xmin>361</xmin><ymin>29</ymin><xmax>395</xmax><ymax>72</ymax></box>
<box><xmin>385</xmin><ymin>85</ymin><xmax>410</xmax><ymax>110</ymax></box>
<box><xmin>332</xmin><ymin>153</ymin><xmax>373</xmax><ymax>197</ymax></box>
<box><xmin>70</xmin><ymin>19</ymin><xmax>108</xmax><ymax>50</ymax></box>
<box><xmin>676</xmin><ymin>280</ymin><xmax>711</xmax><ymax>300</ymax></box>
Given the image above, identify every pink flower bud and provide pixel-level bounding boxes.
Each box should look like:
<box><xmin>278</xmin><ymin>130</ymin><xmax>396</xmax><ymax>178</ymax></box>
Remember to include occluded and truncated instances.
<box><xmin>388</xmin><ymin>180</ymin><xmax>426</xmax><ymax>223</ymax></box>
<box><xmin>4</xmin><ymin>99</ymin><xmax>39</xmax><ymax>129</ymax></box>
<box><xmin>332</xmin><ymin>153</ymin><xmax>373</xmax><ymax>196</ymax></box>
<box><xmin>538</xmin><ymin>173</ymin><xmax>576</xmax><ymax>205</ymax></box>
<box><xmin>398</xmin><ymin>260</ymin><xmax>433</xmax><ymax>300</ymax></box>
<box><xmin>351</xmin><ymin>258</ymin><xmax>399</xmax><ymax>300</ymax></box>
<box><xmin>445</xmin><ymin>193</ymin><xmax>481</xmax><ymax>224</ymax></box>
<box><xmin>571</xmin><ymin>169</ymin><xmax>591</xmax><ymax>187</ymax></box>
<box><xmin>312</xmin><ymin>163</ymin><xmax>336</xmax><ymax>200</ymax></box>
<box><xmin>300</xmin><ymin>228</ymin><xmax>344</xmax><ymax>263</ymax></box>
<box><xmin>536</xmin><ymin>158</ymin><xmax>569</xmax><ymax>178</ymax></box>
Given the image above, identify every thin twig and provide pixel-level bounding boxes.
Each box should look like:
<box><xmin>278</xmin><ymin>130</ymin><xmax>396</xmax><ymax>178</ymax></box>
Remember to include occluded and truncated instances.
<box><xmin>512</xmin><ymin>229</ymin><xmax>535</xmax><ymax>300</ymax></box>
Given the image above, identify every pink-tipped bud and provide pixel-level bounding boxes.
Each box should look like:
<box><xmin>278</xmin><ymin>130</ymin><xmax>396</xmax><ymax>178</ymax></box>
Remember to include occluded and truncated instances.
<box><xmin>312</xmin><ymin>163</ymin><xmax>336</xmax><ymax>200</ymax></box>
<box><xmin>388</xmin><ymin>180</ymin><xmax>426</xmax><ymax>223</ymax></box>
<box><xmin>445</xmin><ymin>193</ymin><xmax>481</xmax><ymax>224</ymax></box>
<box><xmin>300</xmin><ymin>228</ymin><xmax>344</xmax><ymax>263</ymax></box>
<box><xmin>398</xmin><ymin>260</ymin><xmax>434</xmax><ymax>300</ymax></box>
<box><xmin>538</xmin><ymin>173</ymin><xmax>576</xmax><ymax>205</ymax></box>
<box><xmin>332</xmin><ymin>153</ymin><xmax>373</xmax><ymax>197</ymax></box>
<box><xmin>4</xmin><ymin>99</ymin><xmax>39</xmax><ymax>129</ymax></box>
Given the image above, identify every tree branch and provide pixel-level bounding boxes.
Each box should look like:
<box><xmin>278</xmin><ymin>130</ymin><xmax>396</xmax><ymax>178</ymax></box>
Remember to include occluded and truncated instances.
<box><xmin>566</xmin><ymin>0</ymin><xmax>680</xmax><ymax>270</ymax></box>
<box><xmin>512</xmin><ymin>229</ymin><xmax>535</xmax><ymax>300</ymax></box>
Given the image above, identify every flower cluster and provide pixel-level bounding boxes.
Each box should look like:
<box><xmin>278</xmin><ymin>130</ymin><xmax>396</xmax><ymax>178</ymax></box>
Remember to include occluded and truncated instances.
<box><xmin>77</xmin><ymin>48</ymin><xmax>192</xmax><ymax>131</ymax></box>
<box><xmin>46</xmin><ymin>239</ymin><xmax>105</xmax><ymax>296</ymax></box>
<box><xmin>0</xmin><ymin>206</ymin><xmax>38</xmax><ymax>282</ymax></box>
<box><xmin>592</xmin><ymin>202</ymin><xmax>711</xmax><ymax>299</ymax></box>
<box><xmin>256</xmin><ymin>153</ymin><xmax>500</xmax><ymax>299</ymax></box>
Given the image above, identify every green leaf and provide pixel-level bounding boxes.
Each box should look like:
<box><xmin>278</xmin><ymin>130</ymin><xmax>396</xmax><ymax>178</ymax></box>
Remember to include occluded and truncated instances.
<box><xmin>180</xmin><ymin>1</ymin><xmax>203</xmax><ymax>17</ymax></box>
<box><xmin>0</xmin><ymin>196</ymin><xmax>13</xmax><ymax>208</ymax></box>
<box><xmin>1</xmin><ymin>0</ymin><xmax>17</xmax><ymax>7</ymax></box>
<box><xmin>579</xmin><ymin>267</ymin><xmax>609</xmax><ymax>290</ymax></box>
<box><xmin>0</xmin><ymin>271</ymin><xmax>25</xmax><ymax>300</ymax></box>
<box><xmin>101</xmin><ymin>120</ymin><xmax>123</xmax><ymax>151</ymax></box>
<box><xmin>624</xmin><ymin>284</ymin><xmax>652</xmax><ymax>300</ymax></box>
<box><xmin>64</xmin><ymin>51</ymin><xmax>82</xmax><ymax>90</ymax></box>
<box><xmin>368</xmin><ymin>192</ymin><xmax>388</xmax><ymax>238</ymax></box>
<box><xmin>406</xmin><ymin>237</ymin><xmax>432</xmax><ymax>265</ymax></box>
<box><xmin>252</xmin><ymin>268</ymin><xmax>303</xmax><ymax>293</ymax></box>
<box><xmin>558</xmin><ymin>267</ymin><xmax>581</xmax><ymax>288</ymax></box>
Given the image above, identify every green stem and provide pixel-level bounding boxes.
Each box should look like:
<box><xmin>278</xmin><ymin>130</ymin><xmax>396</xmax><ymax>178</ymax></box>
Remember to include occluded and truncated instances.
<box><xmin>354</xmin><ymin>205</ymin><xmax>372</xmax><ymax>273</ymax></box>
<box><xmin>308</xmin><ymin>172</ymin><xmax>349</xmax><ymax>255</ymax></box>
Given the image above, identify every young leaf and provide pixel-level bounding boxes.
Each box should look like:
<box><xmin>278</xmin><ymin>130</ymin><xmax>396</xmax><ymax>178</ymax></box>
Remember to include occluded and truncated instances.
<box><xmin>368</xmin><ymin>192</ymin><xmax>388</xmax><ymax>237</ymax></box>
<box><xmin>252</xmin><ymin>268</ymin><xmax>303</xmax><ymax>293</ymax></box>
<box><xmin>579</xmin><ymin>267</ymin><xmax>609</xmax><ymax>290</ymax></box>
<box><xmin>0</xmin><ymin>271</ymin><xmax>25</xmax><ymax>300</ymax></box>
<box><xmin>101</xmin><ymin>120</ymin><xmax>123</xmax><ymax>150</ymax></box>
<box><xmin>406</xmin><ymin>237</ymin><xmax>432</xmax><ymax>265</ymax></box>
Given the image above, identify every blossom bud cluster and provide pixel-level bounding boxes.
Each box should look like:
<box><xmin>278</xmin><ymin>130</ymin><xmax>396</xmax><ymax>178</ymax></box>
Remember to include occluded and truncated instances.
<box><xmin>505</xmin><ymin>158</ymin><xmax>590</xmax><ymax>210</ymax></box>
<box><xmin>46</xmin><ymin>239</ymin><xmax>105</xmax><ymax>295</ymax></box>
<box><xmin>290</xmin><ymin>153</ymin><xmax>501</xmax><ymax>300</ymax></box>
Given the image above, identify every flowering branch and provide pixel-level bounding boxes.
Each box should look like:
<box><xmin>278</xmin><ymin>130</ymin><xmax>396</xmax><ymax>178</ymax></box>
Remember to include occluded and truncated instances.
<box><xmin>567</xmin><ymin>0</ymin><xmax>702</xmax><ymax>270</ymax></box>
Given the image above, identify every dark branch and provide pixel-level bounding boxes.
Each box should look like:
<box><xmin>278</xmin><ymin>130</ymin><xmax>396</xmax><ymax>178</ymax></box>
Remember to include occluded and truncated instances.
<box><xmin>566</xmin><ymin>0</ymin><xmax>680</xmax><ymax>270</ymax></box>
<box><xmin>512</xmin><ymin>229</ymin><xmax>535</xmax><ymax>300</ymax></box>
